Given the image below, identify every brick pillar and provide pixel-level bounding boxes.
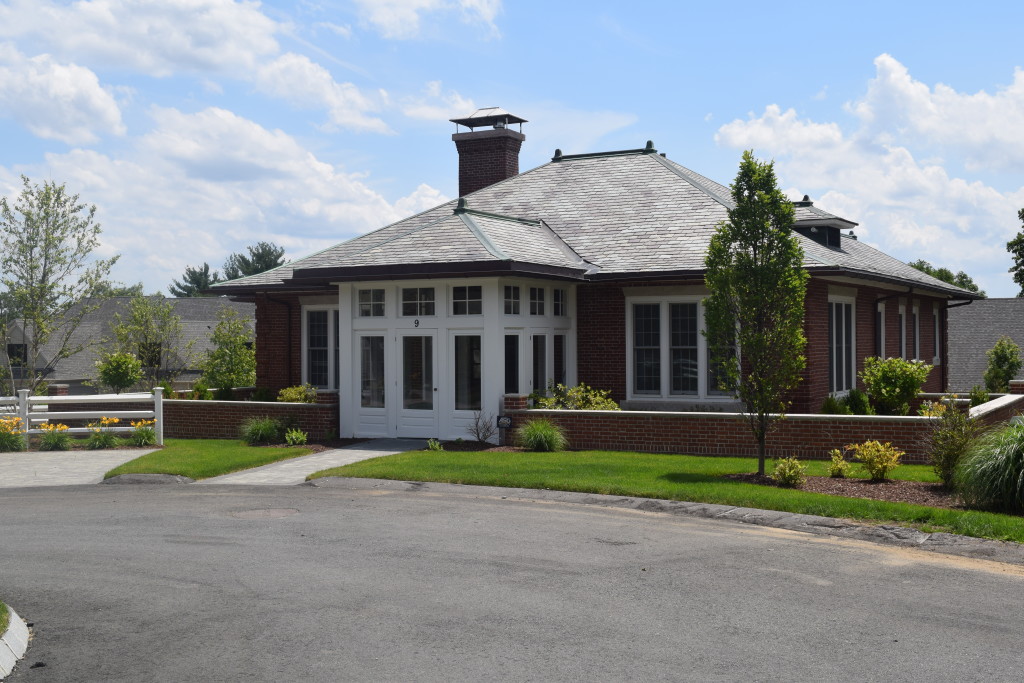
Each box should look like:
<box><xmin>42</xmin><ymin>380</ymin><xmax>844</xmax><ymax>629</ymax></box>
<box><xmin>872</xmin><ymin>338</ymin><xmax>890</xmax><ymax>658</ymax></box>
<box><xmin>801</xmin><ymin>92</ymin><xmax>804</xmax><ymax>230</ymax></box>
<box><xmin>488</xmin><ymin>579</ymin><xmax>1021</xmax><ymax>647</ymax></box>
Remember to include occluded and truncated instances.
<box><xmin>1010</xmin><ymin>380</ymin><xmax>1024</xmax><ymax>395</ymax></box>
<box><xmin>503</xmin><ymin>394</ymin><xmax>529</xmax><ymax>411</ymax></box>
<box><xmin>47</xmin><ymin>384</ymin><xmax>70</xmax><ymax>396</ymax></box>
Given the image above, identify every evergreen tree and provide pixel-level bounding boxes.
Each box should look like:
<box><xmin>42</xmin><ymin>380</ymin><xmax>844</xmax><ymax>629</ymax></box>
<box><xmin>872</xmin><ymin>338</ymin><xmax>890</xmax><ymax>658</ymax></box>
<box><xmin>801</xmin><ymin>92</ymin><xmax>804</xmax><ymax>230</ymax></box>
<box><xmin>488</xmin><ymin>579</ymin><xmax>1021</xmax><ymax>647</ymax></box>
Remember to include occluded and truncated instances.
<box><xmin>704</xmin><ymin>151</ymin><xmax>809</xmax><ymax>476</ymax></box>
<box><xmin>168</xmin><ymin>263</ymin><xmax>221</xmax><ymax>297</ymax></box>
<box><xmin>222</xmin><ymin>241</ymin><xmax>286</xmax><ymax>281</ymax></box>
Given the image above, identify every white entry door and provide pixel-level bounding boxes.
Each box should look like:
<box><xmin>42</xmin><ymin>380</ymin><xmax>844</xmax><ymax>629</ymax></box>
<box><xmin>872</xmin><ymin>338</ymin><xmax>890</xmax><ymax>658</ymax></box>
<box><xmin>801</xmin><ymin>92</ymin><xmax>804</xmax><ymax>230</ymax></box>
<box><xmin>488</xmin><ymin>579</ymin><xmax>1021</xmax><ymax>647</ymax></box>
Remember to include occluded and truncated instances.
<box><xmin>397</xmin><ymin>332</ymin><xmax>438</xmax><ymax>437</ymax></box>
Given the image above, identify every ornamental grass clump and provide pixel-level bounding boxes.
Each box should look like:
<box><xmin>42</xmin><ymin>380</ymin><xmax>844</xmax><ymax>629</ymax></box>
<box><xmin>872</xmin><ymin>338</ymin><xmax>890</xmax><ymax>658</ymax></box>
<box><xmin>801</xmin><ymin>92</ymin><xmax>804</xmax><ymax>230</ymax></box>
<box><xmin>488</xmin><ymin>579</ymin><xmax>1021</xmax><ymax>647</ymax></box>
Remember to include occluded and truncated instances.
<box><xmin>129</xmin><ymin>419</ymin><xmax>157</xmax><ymax>447</ymax></box>
<box><xmin>240</xmin><ymin>416</ymin><xmax>282</xmax><ymax>445</ymax></box>
<box><xmin>769</xmin><ymin>456</ymin><xmax>806</xmax><ymax>488</ymax></box>
<box><xmin>87</xmin><ymin>416</ymin><xmax>121</xmax><ymax>450</ymax></box>
<box><xmin>845</xmin><ymin>440</ymin><xmax>904</xmax><ymax>482</ymax></box>
<box><xmin>0</xmin><ymin>415</ymin><xmax>26</xmax><ymax>452</ymax></box>
<box><xmin>955</xmin><ymin>422</ymin><xmax>1024</xmax><ymax>513</ymax></box>
<box><xmin>38</xmin><ymin>422</ymin><xmax>72</xmax><ymax>451</ymax></box>
<box><xmin>517</xmin><ymin>418</ymin><xmax>568</xmax><ymax>452</ymax></box>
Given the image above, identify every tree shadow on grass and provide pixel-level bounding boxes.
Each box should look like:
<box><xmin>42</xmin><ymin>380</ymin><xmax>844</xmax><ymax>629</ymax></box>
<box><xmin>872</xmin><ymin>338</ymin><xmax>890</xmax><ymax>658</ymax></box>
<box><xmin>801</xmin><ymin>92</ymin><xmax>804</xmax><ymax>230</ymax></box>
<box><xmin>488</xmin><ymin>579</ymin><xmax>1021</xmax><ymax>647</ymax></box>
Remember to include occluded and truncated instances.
<box><xmin>659</xmin><ymin>472</ymin><xmax>739</xmax><ymax>485</ymax></box>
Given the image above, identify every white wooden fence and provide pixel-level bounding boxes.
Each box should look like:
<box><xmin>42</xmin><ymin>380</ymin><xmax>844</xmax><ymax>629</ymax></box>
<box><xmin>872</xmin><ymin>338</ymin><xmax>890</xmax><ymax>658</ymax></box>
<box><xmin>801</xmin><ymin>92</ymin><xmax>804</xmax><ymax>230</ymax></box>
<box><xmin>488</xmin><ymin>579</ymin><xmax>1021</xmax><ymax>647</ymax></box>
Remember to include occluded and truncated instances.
<box><xmin>0</xmin><ymin>388</ymin><xmax>164</xmax><ymax>446</ymax></box>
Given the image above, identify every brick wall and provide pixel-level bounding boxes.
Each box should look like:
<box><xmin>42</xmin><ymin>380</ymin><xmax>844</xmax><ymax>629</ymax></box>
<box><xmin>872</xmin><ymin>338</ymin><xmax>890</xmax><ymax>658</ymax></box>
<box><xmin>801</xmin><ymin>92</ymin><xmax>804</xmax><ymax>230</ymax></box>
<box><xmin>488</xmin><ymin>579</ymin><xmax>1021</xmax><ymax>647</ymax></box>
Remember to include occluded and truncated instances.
<box><xmin>254</xmin><ymin>293</ymin><xmax>303</xmax><ymax>393</ymax></box>
<box><xmin>163</xmin><ymin>399</ymin><xmax>338</xmax><ymax>440</ymax></box>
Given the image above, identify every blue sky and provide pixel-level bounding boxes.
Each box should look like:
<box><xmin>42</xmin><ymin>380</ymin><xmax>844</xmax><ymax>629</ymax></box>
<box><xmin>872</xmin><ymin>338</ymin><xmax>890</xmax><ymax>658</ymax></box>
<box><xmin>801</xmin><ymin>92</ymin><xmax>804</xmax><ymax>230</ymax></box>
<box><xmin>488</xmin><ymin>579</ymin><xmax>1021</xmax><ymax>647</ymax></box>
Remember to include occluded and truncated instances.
<box><xmin>1</xmin><ymin>0</ymin><xmax>1023</xmax><ymax>295</ymax></box>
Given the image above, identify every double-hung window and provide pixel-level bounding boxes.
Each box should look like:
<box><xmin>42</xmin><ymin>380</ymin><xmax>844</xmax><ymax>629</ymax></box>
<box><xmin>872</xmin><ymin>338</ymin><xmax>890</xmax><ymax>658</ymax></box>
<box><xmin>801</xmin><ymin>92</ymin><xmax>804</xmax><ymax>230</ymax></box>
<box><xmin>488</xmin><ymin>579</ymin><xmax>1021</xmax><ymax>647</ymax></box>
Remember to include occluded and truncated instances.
<box><xmin>912</xmin><ymin>304</ymin><xmax>920</xmax><ymax>360</ymax></box>
<box><xmin>627</xmin><ymin>298</ymin><xmax>724</xmax><ymax>399</ymax></box>
<box><xmin>933</xmin><ymin>303</ymin><xmax>941</xmax><ymax>364</ymax></box>
<box><xmin>304</xmin><ymin>308</ymin><xmax>339</xmax><ymax>390</ymax></box>
<box><xmin>828</xmin><ymin>297</ymin><xmax>855</xmax><ymax>394</ymax></box>
<box><xmin>898</xmin><ymin>303</ymin><xmax>907</xmax><ymax>359</ymax></box>
<box><xmin>875</xmin><ymin>302</ymin><xmax>885</xmax><ymax>357</ymax></box>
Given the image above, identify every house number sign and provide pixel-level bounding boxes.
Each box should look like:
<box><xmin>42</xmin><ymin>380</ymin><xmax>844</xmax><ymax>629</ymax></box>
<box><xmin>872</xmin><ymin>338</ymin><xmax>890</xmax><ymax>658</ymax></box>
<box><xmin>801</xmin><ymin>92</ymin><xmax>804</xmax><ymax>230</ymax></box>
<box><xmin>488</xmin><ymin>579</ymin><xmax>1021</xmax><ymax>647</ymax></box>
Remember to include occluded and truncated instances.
<box><xmin>414</xmin><ymin>319</ymin><xmax>420</xmax><ymax>327</ymax></box>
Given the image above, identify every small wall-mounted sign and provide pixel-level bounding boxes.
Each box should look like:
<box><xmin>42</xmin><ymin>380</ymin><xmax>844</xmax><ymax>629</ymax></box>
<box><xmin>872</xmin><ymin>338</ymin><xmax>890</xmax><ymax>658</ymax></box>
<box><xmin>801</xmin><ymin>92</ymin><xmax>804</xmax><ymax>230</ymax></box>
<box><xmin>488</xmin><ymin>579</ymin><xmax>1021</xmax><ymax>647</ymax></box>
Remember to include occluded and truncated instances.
<box><xmin>496</xmin><ymin>415</ymin><xmax>513</xmax><ymax>429</ymax></box>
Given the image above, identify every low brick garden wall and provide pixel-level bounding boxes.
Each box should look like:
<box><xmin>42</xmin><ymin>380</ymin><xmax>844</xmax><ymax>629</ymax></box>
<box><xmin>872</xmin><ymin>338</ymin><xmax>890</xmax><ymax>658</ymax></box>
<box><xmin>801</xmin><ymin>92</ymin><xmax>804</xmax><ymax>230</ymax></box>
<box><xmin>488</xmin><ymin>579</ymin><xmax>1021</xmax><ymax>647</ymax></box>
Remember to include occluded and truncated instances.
<box><xmin>163</xmin><ymin>398</ymin><xmax>338</xmax><ymax>440</ymax></box>
<box><xmin>501</xmin><ymin>393</ymin><xmax>1024</xmax><ymax>464</ymax></box>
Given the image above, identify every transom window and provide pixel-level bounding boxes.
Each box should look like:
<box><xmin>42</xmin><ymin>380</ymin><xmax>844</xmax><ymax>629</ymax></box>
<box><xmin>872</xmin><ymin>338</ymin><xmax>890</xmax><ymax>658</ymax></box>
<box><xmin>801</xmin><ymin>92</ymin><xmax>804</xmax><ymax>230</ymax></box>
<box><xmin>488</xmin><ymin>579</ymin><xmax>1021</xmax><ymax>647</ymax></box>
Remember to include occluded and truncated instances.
<box><xmin>401</xmin><ymin>288</ymin><xmax>435</xmax><ymax>316</ymax></box>
<box><xmin>530</xmin><ymin>287</ymin><xmax>545</xmax><ymax>315</ymax></box>
<box><xmin>829</xmin><ymin>299</ymin><xmax>855</xmax><ymax>394</ymax></box>
<box><xmin>452</xmin><ymin>286</ymin><xmax>482</xmax><ymax>315</ymax></box>
<box><xmin>504</xmin><ymin>286</ymin><xmax>520</xmax><ymax>314</ymax></box>
<box><xmin>358</xmin><ymin>289</ymin><xmax>385</xmax><ymax>317</ymax></box>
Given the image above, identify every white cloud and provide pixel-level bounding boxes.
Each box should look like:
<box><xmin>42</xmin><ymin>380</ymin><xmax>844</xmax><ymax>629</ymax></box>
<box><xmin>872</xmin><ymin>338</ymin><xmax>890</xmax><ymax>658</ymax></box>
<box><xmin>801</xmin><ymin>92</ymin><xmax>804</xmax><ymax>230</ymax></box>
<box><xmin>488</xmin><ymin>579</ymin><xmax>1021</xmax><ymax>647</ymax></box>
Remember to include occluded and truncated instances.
<box><xmin>256</xmin><ymin>53</ymin><xmax>391</xmax><ymax>133</ymax></box>
<box><xmin>0</xmin><ymin>44</ymin><xmax>124</xmax><ymax>144</ymax></box>
<box><xmin>4</xmin><ymin>107</ymin><xmax>446</xmax><ymax>292</ymax></box>
<box><xmin>401</xmin><ymin>81</ymin><xmax>476</xmax><ymax>120</ymax></box>
<box><xmin>715</xmin><ymin>56</ymin><xmax>1024</xmax><ymax>296</ymax></box>
<box><xmin>352</xmin><ymin>0</ymin><xmax>501</xmax><ymax>39</ymax></box>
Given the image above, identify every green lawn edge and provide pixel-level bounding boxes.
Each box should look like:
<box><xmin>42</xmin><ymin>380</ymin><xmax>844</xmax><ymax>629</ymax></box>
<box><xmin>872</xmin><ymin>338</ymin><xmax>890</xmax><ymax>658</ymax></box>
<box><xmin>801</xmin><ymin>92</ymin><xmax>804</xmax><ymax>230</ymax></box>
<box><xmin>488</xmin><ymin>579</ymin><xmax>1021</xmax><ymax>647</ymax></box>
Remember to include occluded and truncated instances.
<box><xmin>0</xmin><ymin>601</ymin><xmax>9</xmax><ymax>636</ymax></box>
<box><xmin>308</xmin><ymin>450</ymin><xmax>1024</xmax><ymax>543</ymax></box>
<box><xmin>104</xmin><ymin>439</ymin><xmax>314</xmax><ymax>480</ymax></box>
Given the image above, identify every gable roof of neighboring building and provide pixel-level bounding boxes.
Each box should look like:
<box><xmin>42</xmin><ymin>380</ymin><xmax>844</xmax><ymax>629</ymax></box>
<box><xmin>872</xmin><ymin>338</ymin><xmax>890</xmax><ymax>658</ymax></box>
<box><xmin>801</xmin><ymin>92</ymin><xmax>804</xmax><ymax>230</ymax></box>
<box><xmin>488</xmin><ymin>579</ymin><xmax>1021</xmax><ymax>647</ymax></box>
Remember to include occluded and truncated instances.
<box><xmin>3</xmin><ymin>297</ymin><xmax>254</xmax><ymax>381</ymax></box>
<box><xmin>212</xmin><ymin>145</ymin><xmax>977</xmax><ymax>299</ymax></box>
<box><xmin>947</xmin><ymin>299</ymin><xmax>1024</xmax><ymax>391</ymax></box>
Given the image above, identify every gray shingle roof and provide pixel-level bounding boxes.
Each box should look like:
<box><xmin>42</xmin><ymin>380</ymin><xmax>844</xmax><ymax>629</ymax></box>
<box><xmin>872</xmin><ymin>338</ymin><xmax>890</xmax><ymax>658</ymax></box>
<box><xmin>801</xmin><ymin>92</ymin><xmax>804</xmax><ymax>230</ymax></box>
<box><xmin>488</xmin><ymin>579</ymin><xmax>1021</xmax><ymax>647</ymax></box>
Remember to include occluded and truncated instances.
<box><xmin>212</xmin><ymin>148</ymin><xmax>976</xmax><ymax>298</ymax></box>
<box><xmin>947</xmin><ymin>299</ymin><xmax>1024</xmax><ymax>391</ymax></box>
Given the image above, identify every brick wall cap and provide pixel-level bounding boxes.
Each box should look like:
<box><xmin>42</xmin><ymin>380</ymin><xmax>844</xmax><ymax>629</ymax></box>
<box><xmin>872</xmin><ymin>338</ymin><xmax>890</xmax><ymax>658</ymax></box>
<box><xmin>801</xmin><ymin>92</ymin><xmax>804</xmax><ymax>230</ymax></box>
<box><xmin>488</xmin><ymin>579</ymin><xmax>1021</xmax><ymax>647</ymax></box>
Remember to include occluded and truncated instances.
<box><xmin>170</xmin><ymin>399</ymin><xmax>330</xmax><ymax>408</ymax></box>
<box><xmin>516</xmin><ymin>408</ymin><xmax>936</xmax><ymax>423</ymax></box>
<box><xmin>969</xmin><ymin>393</ymin><xmax>1024</xmax><ymax>420</ymax></box>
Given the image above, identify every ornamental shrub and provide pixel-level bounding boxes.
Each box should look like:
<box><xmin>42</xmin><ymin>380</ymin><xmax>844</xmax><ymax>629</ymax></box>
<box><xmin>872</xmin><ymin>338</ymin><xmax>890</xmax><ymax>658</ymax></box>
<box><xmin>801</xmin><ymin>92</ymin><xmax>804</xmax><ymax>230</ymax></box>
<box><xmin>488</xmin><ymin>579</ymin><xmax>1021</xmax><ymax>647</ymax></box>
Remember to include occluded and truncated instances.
<box><xmin>240</xmin><ymin>416</ymin><xmax>282</xmax><ymax>445</ymax></box>
<box><xmin>820</xmin><ymin>395</ymin><xmax>851</xmax><ymax>415</ymax></box>
<box><xmin>928</xmin><ymin>399</ymin><xmax>983</xmax><ymax>488</ymax></box>
<box><xmin>955</xmin><ymin>422</ymin><xmax>1024</xmax><ymax>512</ymax></box>
<box><xmin>859</xmin><ymin>356</ymin><xmax>932</xmax><ymax>416</ymax></box>
<box><xmin>827</xmin><ymin>449</ymin><xmax>851</xmax><ymax>478</ymax></box>
<box><xmin>284</xmin><ymin>428</ymin><xmax>308</xmax><ymax>446</ymax></box>
<box><xmin>38</xmin><ymin>423</ymin><xmax>72</xmax><ymax>451</ymax></box>
<box><xmin>845</xmin><ymin>440</ymin><xmax>904</xmax><ymax>482</ymax></box>
<box><xmin>278</xmin><ymin>384</ymin><xmax>318</xmax><ymax>404</ymax></box>
<box><xmin>0</xmin><ymin>416</ymin><xmax>26</xmax><ymax>452</ymax></box>
<box><xmin>95</xmin><ymin>351</ymin><xmax>143</xmax><ymax>394</ymax></box>
<box><xmin>770</xmin><ymin>456</ymin><xmax>806</xmax><ymax>487</ymax></box>
<box><xmin>426</xmin><ymin>438</ymin><xmax>444</xmax><ymax>452</ymax></box>
<box><xmin>843</xmin><ymin>388</ymin><xmax>874</xmax><ymax>415</ymax></box>
<box><xmin>968</xmin><ymin>385</ymin><xmax>989</xmax><ymax>408</ymax></box>
<box><xmin>517</xmin><ymin>418</ymin><xmax>568</xmax><ymax>452</ymax></box>
<box><xmin>189</xmin><ymin>380</ymin><xmax>212</xmax><ymax>400</ymax></box>
<box><xmin>532</xmin><ymin>382</ymin><xmax>620</xmax><ymax>410</ymax></box>
<box><xmin>983</xmin><ymin>336</ymin><xmax>1023</xmax><ymax>393</ymax></box>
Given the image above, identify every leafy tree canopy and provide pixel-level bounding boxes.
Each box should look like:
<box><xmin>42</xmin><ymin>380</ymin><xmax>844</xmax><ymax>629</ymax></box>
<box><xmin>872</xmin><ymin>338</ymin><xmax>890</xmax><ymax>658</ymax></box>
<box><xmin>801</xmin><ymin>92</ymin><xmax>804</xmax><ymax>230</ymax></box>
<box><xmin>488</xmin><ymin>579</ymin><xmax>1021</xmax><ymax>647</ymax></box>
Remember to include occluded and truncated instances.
<box><xmin>908</xmin><ymin>260</ymin><xmax>986</xmax><ymax>297</ymax></box>
<box><xmin>1008</xmin><ymin>208</ymin><xmax>1024</xmax><ymax>298</ymax></box>
<box><xmin>223</xmin><ymin>241</ymin><xmax>286</xmax><ymax>281</ymax></box>
<box><xmin>201</xmin><ymin>308</ymin><xmax>256</xmax><ymax>393</ymax></box>
<box><xmin>704</xmin><ymin>151</ymin><xmax>809</xmax><ymax>475</ymax></box>
<box><xmin>93</xmin><ymin>281</ymin><xmax>147</xmax><ymax>298</ymax></box>
<box><xmin>105</xmin><ymin>294</ymin><xmax>198</xmax><ymax>385</ymax></box>
<box><xmin>168</xmin><ymin>263</ymin><xmax>221</xmax><ymax>298</ymax></box>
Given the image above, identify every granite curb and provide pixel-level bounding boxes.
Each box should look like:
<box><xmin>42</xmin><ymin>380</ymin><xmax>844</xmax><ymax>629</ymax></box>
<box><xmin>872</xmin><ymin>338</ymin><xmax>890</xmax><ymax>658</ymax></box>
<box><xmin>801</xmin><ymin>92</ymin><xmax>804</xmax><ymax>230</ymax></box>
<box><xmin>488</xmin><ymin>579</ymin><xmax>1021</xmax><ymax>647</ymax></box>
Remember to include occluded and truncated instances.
<box><xmin>307</xmin><ymin>477</ymin><xmax>1024</xmax><ymax>566</ymax></box>
<box><xmin>0</xmin><ymin>604</ymin><xmax>29</xmax><ymax>680</ymax></box>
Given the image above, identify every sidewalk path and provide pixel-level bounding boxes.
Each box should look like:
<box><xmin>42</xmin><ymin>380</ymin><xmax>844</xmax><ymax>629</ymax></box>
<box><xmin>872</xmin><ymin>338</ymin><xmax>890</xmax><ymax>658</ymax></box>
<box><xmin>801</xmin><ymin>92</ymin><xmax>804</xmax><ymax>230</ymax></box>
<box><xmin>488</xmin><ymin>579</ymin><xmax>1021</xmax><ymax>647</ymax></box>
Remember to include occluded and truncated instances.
<box><xmin>197</xmin><ymin>438</ymin><xmax>427</xmax><ymax>486</ymax></box>
<box><xmin>0</xmin><ymin>449</ymin><xmax>157</xmax><ymax>488</ymax></box>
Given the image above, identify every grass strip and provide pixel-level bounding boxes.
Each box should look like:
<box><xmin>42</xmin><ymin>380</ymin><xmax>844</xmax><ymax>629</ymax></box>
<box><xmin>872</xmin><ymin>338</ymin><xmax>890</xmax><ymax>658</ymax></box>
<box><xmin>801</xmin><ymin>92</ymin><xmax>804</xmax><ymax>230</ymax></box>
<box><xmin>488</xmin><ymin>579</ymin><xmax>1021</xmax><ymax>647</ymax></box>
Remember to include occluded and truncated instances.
<box><xmin>105</xmin><ymin>439</ymin><xmax>313</xmax><ymax>480</ymax></box>
<box><xmin>0</xmin><ymin>601</ymin><xmax>8</xmax><ymax>635</ymax></box>
<box><xmin>310</xmin><ymin>450</ymin><xmax>1024</xmax><ymax>543</ymax></box>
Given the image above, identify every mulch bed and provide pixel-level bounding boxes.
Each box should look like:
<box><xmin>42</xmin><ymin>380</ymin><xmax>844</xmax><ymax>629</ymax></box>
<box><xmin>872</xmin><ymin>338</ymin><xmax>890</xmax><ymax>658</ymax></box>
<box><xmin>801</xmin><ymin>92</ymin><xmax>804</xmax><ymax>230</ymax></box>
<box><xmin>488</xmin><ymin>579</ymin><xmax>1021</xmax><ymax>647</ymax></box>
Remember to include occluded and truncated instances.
<box><xmin>725</xmin><ymin>472</ymin><xmax>961</xmax><ymax>509</ymax></box>
<box><xmin>441</xmin><ymin>440</ymin><xmax>523</xmax><ymax>452</ymax></box>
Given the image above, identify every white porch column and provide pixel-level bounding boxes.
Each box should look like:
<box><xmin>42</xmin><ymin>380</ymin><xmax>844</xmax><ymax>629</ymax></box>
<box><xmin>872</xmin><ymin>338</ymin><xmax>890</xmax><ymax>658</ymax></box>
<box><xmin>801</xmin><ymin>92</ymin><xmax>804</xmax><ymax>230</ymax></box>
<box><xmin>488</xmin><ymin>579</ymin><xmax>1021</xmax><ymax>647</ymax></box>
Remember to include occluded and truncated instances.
<box><xmin>481</xmin><ymin>279</ymin><xmax>504</xmax><ymax>433</ymax></box>
<box><xmin>337</xmin><ymin>282</ymin><xmax>355</xmax><ymax>437</ymax></box>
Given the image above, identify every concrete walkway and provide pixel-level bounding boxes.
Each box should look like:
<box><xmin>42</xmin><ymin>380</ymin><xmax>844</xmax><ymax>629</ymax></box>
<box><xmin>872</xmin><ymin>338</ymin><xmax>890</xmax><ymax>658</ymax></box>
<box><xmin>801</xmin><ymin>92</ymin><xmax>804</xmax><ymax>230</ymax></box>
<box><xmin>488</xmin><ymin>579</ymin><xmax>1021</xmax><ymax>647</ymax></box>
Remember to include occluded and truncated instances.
<box><xmin>197</xmin><ymin>438</ymin><xmax>427</xmax><ymax>486</ymax></box>
<box><xmin>0</xmin><ymin>449</ymin><xmax>157</xmax><ymax>488</ymax></box>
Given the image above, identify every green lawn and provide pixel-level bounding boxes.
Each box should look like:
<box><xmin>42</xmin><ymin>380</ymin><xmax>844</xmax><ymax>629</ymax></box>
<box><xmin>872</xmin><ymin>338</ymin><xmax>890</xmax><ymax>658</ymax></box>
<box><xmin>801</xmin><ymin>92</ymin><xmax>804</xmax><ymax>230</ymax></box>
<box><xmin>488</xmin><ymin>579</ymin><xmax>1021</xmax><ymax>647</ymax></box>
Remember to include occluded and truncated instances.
<box><xmin>310</xmin><ymin>450</ymin><xmax>1024</xmax><ymax>543</ymax></box>
<box><xmin>104</xmin><ymin>439</ymin><xmax>314</xmax><ymax>480</ymax></box>
<box><xmin>0</xmin><ymin>601</ymin><xmax>8</xmax><ymax>635</ymax></box>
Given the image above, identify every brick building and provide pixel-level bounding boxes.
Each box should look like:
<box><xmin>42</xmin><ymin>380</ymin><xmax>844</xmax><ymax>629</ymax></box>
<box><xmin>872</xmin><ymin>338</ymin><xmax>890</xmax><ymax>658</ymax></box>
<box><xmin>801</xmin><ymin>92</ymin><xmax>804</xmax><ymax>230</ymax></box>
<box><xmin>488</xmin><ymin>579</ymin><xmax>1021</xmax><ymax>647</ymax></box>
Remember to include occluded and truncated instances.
<box><xmin>213</xmin><ymin>107</ymin><xmax>979</xmax><ymax>439</ymax></box>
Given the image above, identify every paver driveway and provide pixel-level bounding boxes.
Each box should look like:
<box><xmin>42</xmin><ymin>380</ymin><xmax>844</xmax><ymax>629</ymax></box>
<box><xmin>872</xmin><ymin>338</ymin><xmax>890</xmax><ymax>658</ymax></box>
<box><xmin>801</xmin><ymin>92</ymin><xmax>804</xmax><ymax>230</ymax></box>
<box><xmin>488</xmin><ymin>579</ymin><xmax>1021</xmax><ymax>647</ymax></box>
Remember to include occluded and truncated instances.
<box><xmin>0</xmin><ymin>449</ymin><xmax>157</xmax><ymax>488</ymax></box>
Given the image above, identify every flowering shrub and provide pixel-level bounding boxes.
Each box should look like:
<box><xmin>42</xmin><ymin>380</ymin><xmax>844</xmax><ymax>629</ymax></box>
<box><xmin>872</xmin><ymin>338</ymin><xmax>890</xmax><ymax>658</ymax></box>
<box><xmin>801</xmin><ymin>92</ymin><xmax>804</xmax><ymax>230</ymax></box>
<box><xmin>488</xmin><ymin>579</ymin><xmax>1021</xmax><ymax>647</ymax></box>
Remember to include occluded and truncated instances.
<box><xmin>918</xmin><ymin>400</ymin><xmax>948</xmax><ymax>418</ymax></box>
<box><xmin>87</xmin><ymin>416</ymin><xmax>121</xmax><ymax>450</ymax></box>
<box><xmin>129</xmin><ymin>419</ymin><xmax>157</xmax><ymax>447</ymax></box>
<box><xmin>39</xmin><ymin>422</ymin><xmax>72</xmax><ymax>451</ymax></box>
<box><xmin>0</xmin><ymin>416</ymin><xmax>26</xmax><ymax>452</ymax></box>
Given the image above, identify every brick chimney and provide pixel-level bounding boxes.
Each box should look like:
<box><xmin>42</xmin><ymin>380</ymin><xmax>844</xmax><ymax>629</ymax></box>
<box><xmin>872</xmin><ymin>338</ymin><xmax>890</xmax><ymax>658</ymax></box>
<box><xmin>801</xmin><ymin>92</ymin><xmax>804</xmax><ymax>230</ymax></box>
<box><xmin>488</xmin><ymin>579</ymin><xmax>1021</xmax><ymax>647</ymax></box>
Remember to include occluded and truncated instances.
<box><xmin>451</xmin><ymin>107</ymin><xmax>527</xmax><ymax>197</ymax></box>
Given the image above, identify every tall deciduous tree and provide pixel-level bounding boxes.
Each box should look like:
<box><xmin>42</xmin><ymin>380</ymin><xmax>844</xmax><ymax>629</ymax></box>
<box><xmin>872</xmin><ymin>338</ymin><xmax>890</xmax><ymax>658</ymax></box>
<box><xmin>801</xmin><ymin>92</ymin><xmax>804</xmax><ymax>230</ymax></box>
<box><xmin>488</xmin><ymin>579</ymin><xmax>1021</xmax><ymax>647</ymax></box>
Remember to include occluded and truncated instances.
<box><xmin>704</xmin><ymin>151</ymin><xmax>809</xmax><ymax>476</ymax></box>
<box><xmin>201</xmin><ymin>308</ymin><xmax>255</xmax><ymax>396</ymax></box>
<box><xmin>168</xmin><ymin>263</ymin><xmax>220</xmax><ymax>297</ymax></box>
<box><xmin>908</xmin><ymin>260</ymin><xmax>986</xmax><ymax>298</ymax></box>
<box><xmin>0</xmin><ymin>176</ymin><xmax>118</xmax><ymax>393</ymax></box>
<box><xmin>223</xmin><ymin>241</ymin><xmax>286</xmax><ymax>281</ymax></box>
<box><xmin>105</xmin><ymin>295</ymin><xmax>198</xmax><ymax>386</ymax></box>
<box><xmin>1007</xmin><ymin>209</ymin><xmax>1024</xmax><ymax>297</ymax></box>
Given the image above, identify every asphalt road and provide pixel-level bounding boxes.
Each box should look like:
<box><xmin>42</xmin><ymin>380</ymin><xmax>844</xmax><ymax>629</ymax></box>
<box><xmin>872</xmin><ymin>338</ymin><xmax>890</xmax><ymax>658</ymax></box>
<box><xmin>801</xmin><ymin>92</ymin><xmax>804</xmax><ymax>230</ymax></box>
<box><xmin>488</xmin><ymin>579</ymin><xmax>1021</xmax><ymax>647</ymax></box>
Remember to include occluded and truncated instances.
<box><xmin>2</xmin><ymin>482</ymin><xmax>1024</xmax><ymax>682</ymax></box>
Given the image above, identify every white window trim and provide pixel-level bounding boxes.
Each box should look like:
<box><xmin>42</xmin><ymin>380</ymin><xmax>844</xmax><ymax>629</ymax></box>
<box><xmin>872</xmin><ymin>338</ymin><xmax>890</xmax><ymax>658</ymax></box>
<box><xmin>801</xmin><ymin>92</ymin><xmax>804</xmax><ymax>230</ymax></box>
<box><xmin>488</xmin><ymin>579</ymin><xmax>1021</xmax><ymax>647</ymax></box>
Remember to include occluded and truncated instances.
<box><xmin>932</xmin><ymin>302</ymin><xmax>942</xmax><ymax>365</ymax></box>
<box><xmin>356</xmin><ymin>288</ymin><xmax>386</xmax><ymax>318</ymax></box>
<box><xmin>450</xmin><ymin>284</ymin><xmax>483</xmax><ymax>317</ymax></box>
<box><xmin>624</xmin><ymin>295</ymin><xmax>729</xmax><ymax>401</ymax></box>
<box><xmin>399</xmin><ymin>287</ymin><xmax>436</xmax><ymax>318</ymax></box>
<box><xmin>301</xmin><ymin>305</ymin><xmax>338</xmax><ymax>390</ymax></box>
<box><xmin>828</xmin><ymin>294</ymin><xmax>857</xmax><ymax>396</ymax></box>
